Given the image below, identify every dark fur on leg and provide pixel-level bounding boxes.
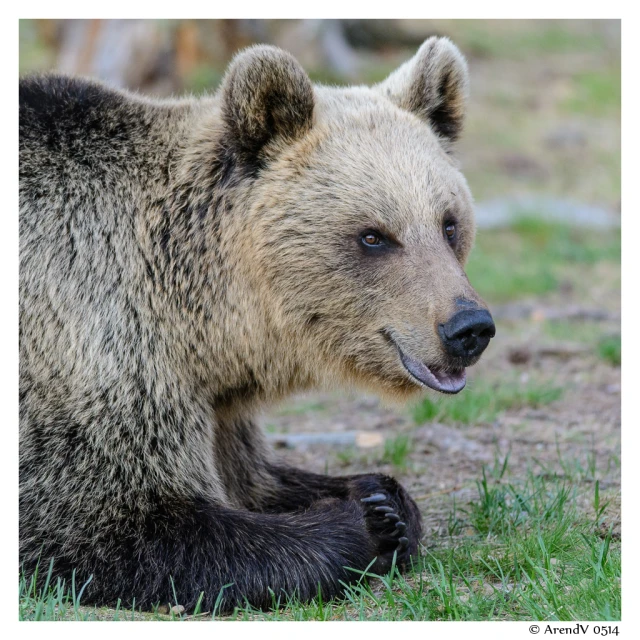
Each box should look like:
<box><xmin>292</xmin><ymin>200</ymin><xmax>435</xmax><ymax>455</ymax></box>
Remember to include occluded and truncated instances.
<box><xmin>262</xmin><ymin>464</ymin><xmax>423</xmax><ymax>573</ymax></box>
<box><xmin>20</xmin><ymin>494</ymin><xmax>377</xmax><ymax>613</ymax></box>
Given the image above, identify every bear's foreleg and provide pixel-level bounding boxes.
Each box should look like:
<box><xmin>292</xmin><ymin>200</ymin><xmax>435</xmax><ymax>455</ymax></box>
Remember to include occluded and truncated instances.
<box><xmin>25</xmin><ymin>494</ymin><xmax>386</xmax><ymax>614</ymax></box>
<box><xmin>262</xmin><ymin>465</ymin><xmax>424</xmax><ymax>572</ymax></box>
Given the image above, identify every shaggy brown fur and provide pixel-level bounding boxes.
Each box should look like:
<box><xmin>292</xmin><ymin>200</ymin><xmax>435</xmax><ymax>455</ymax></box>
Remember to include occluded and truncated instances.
<box><xmin>19</xmin><ymin>38</ymin><xmax>492</xmax><ymax>612</ymax></box>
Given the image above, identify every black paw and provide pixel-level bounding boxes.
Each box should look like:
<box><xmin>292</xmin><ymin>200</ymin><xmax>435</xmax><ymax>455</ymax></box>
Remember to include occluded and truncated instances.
<box><xmin>360</xmin><ymin>494</ymin><xmax>408</xmax><ymax>542</ymax></box>
<box><xmin>350</xmin><ymin>475</ymin><xmax>423</xmax><ymax>575</ymax></box>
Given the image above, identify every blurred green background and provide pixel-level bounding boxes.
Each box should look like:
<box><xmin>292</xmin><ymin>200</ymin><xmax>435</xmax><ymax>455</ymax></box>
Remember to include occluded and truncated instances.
<box><xmin>19</xmin><ymin>19</ymin><xmax>620</xmax><ymax>209</ymax></box>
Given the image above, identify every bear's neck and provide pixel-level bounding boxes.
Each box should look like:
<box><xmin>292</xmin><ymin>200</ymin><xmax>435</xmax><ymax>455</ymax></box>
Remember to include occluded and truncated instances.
<box><xmin>146</xmin><ymin>102</ymin><xmax>313</xmax><ymax>414</ymax></box>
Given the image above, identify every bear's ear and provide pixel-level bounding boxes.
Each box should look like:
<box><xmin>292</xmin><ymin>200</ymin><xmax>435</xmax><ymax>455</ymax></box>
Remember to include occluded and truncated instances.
<box><xmin>377</xmin><ymin>37</ymin><xmax>469</xmax><ymax>145</ymax></box>
<box><xmin>220</xmin><ymin>45</ymin><xmax>315</xmax><ymax>159</ymax></box>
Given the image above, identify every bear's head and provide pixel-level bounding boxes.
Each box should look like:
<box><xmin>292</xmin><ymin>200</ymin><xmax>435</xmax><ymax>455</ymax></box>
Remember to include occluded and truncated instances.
<box><xmin>219</xmin><ymin>38</ymin><xmax>495</xmax><ymax>400</ymax></box>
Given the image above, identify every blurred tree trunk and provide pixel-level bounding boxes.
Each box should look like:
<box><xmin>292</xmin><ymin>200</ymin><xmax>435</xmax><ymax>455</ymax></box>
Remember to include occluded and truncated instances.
<box><xmin>55</xmin><ymin>19</ymin><xmax>176</xmax><ymax>94</ymax></box>
<box><xmin>25</xmin><ymin>19</ymin><xmax>434</xmax><ymax>94</ymax></box>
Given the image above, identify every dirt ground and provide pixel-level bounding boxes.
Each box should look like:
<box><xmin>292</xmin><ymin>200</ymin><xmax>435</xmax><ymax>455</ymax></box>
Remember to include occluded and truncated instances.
<box><xmin>263</xmin><ymin>264</ymin><xmax>621</xmax><ymax>544</ymax></box>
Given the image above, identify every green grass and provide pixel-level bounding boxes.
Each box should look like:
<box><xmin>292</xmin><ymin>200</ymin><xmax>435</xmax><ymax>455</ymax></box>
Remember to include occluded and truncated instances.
<box><xmin>18</xmin><ymin>561</ymin><xmax>207</xmax><ymax>621</ymax></box>
<box><xmin>184</xmin><ymin>65</ymin><xmax>224</xmax><ymax>94</ymax></box>
<box><xmin>511</xmin><ymin>217</ymin><xmax>621</xmax><ymax>264</ymax></box>
<box><xmin>19</xmin><ymin>562</ymin><xmax>94</xmax><ymax>621</ymax></box>
<box><xmin>382</xmin><ymin>434</ymin><xmax>412</xmax><ymax>470</ymax></box>
<box><xmin>466</xmin><ymin>218</ymin><xmax>620</xmax><ymax>303</ymax></box>
<box><xmin>452</xmin><ymin>21</ymin><xmax>609</xmax><ymax>60</ymax></box>
<box><xmin>412</xmin><ymin>376</ymin><xmax>563</xmax><ymax>426</ymax></box>
<box><xmin>19</xmin><ymin>20</ymin><xmax>55</xmax><ymax>74</ymax></box>
<box><xmin>418</xmin><ymin>470</ymin><xmax>620</xmax><ymax>621</ymax></box>
<box><xmin>334</xmin><ymin>437</ymin><xmax>414</xmax><ymax>471</ymax></box>
<box><xmin>308</xmin><ymin>60</ymin><xmax>401</xmax><ymax>87</ymax></box>
<box><xmin>563</xmin><ymin>69</ymin><xmax>621</xmax><ymax>117</ymax></box>
<box><xmin>598</xmin><ymin>335</ymin><xmax>621</xmax><ymax>366</ymax></box>
<box><xmin>335</xmin><ymin>446</ymin><xmax>358</xmax><ymax>466</ymax></box>
<box><xmin>540</xmin><ymin>322</ymin><xmax>621</xmax><ymax>367</ymax></box>
<box><xmin>20</xmin><ymin>462</ymin><xmax>619</xmax><ymax>621</ymax></box>
<box><xmin>542</xmin><ymin>320</ymin><xmax>604</xmax><ymax>344</ymax></box>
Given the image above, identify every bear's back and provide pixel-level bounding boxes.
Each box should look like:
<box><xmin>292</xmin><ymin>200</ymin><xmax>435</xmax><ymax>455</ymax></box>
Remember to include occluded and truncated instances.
<box><xmin>19</xmin><ymin>76</ymin><xmax>171</xmax><ymax>397</ymax></box>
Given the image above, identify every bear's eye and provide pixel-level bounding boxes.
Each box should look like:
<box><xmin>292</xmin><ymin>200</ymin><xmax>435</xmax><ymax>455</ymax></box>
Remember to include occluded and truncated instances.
<box><xmin>358</xmin><ymin>229</ymin><xmax>401</xmax><ymax>252</ymax></box>
<box><xmin>444</xmin><ymin>221</ymin><xmax>457</xmax><ymax>243</ymax></box>
<box><xmin>361</xmin><ymin>232</ymin><xmax>383</xmax><ymax>247</ymax></box>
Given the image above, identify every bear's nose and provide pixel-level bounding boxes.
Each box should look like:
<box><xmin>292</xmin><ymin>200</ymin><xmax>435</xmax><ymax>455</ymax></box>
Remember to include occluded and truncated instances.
<box><xmin>438</xmin><ymin>309</ymin><xmax>496</xmax><ymax>361</ymax></box>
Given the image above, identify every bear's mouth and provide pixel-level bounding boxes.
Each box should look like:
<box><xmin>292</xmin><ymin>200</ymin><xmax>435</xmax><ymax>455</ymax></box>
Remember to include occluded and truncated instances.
<box><xmin>399</xmin><ymin>350</ymin><xmax>466</xmax><ymax>394</ymax></box>
<box><xmin>384</xmin><ymin>331</ymin><xmax>466</xmax><ymax>394</ymax></box>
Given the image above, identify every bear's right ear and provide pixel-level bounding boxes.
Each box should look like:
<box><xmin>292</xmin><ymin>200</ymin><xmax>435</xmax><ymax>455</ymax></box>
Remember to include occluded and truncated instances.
<box><xmin>220</xmin><ymin>45</ymin><xmax>315</xmax><ymax>160</ymax></box>
<box><xmin>377</xmin><ymin>37</ymin><xmax>469</xmax><ymax>146</ymax></box>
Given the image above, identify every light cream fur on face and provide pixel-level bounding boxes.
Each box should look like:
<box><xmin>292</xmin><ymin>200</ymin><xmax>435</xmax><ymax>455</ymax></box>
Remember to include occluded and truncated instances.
<box><xmin>232</xmin><ymin>39</ymin><xmax>489</xmax><ymax>402</ymax></box>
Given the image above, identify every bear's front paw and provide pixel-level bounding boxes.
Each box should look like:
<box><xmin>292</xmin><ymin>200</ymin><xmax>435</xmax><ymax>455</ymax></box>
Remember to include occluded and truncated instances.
<box><xmin>349</xmin><ymin>474</ymin><xmax>422</xmax><ymax>575</ymax></box>
<box><xmin>360</xmin><ymin>491</ymin><xmax>409</xmax><ymax>559</ymax></box>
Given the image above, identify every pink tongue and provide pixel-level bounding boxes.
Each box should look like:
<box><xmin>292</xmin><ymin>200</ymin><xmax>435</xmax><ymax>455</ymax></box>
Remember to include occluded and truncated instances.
<box><xmin>400</xmin><ymin>353</ymin><xmax>466</xmax><ymax>394</ymax></box>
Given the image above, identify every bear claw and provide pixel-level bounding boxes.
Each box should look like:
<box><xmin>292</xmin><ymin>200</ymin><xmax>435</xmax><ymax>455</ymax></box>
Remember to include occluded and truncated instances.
<box><xmin>374</xmin><ymin>505</ymin><xmax>395</xmax><ymax>514</ymax></box>
<box><xmin>361</xmin><ymin>493</ymin><xmax>387</xmax><ymax>504</ymax></box>
<box><xmin>355</xmin><ymin>483</ymin><xmax>419</xmax><ymax>570</ymax></box>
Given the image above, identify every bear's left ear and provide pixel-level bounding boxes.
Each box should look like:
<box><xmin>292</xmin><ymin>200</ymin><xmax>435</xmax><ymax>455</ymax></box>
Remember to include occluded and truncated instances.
<box><xmin>377</xmin><ymin>37</ymin><xmax>469</xmax><ymax>145</ymax></box>
<box><xmin>220</xmin><ymin>45</ymin><xmax>315</xmax><ymax>160</ymax></box>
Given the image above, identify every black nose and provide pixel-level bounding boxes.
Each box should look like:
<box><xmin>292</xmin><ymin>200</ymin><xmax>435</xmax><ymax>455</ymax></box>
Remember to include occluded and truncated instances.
<box><xmin>438</xmin><ymin>309</ymin><xmax>496</xmax><ymax>361</ymax></box>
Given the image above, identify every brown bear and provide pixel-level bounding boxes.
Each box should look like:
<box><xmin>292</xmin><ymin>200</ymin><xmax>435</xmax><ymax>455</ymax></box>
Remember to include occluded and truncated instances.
<box><xmin>19</xmin><ymin>37</ymin><xmax>495</xmax><ymax>613</ymax></box>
